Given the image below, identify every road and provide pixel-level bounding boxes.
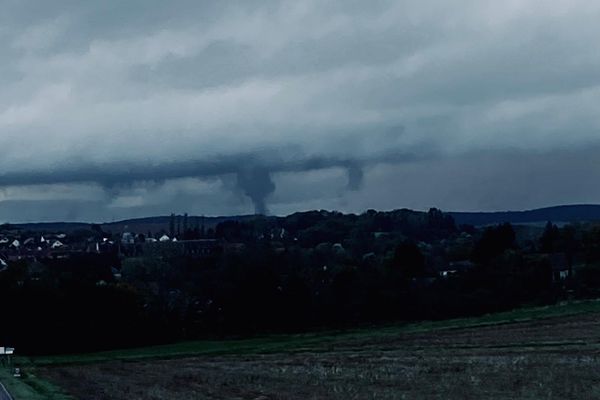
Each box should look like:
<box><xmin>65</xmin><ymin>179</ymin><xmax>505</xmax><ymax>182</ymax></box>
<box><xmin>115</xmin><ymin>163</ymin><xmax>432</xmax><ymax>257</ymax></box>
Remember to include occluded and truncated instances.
<box><xmin>0</xmin><ymin>381</ymin><xmax>13</xmax><ymax>400</ymax></box>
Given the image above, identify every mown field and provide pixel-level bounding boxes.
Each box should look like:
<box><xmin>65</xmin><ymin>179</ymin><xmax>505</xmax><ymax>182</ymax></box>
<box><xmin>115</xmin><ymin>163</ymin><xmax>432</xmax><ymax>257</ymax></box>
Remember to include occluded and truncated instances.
<box><xmin>6</xmin><ymin>300</ymin><xmax>600</xmax><ymax>399</ymax></box>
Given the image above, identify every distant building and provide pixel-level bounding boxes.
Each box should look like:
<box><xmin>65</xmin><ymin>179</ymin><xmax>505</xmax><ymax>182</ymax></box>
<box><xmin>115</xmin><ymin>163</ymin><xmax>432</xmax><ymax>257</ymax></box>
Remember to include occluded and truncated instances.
<box><xmin>121</xmin><ymin>232</ymin><xmax>135</xmax><ymax>245</ymax></box>
<box><xmin>547</xmin><ymin>253</ymin><xmax>570</xmax><ymax>281</ymax></box>
<box><xmin>439</xmin><ymin>260</ymin><xmax>474</xmax><ymax>278</ymax></box>
<box><xmin>143</xmin><ymin>239</ymin><xmax>222</xmax><ymax>259</ymax></box>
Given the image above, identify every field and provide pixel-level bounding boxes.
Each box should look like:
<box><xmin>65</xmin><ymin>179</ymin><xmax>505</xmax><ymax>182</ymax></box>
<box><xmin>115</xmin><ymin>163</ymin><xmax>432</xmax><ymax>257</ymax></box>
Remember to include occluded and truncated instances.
<box><xmin>8</xmin><ymin>300</ymin><xmax>600</xmax><ymax>399</ymax></box>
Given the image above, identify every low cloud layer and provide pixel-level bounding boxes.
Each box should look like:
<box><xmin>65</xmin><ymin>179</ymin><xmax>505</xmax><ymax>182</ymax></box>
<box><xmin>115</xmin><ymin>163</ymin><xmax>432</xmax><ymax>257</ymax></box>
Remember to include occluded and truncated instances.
<box><xmin>2</xmin><ymin>1</ymin><xmax>600</xmax><ymax>221</ymax></box>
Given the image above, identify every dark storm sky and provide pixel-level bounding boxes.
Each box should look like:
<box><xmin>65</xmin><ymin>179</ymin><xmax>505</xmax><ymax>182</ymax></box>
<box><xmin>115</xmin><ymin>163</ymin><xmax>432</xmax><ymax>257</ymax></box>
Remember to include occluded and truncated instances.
<box><xmin>1</xmin><ymin>1</ymin><xmax>600</xmax><ymax>222</ymax></box>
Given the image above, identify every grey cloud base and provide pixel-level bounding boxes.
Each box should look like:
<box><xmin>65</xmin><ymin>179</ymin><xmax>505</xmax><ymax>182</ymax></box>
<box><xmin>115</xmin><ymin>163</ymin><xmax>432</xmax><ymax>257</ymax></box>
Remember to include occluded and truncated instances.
<box><xmin>1</xmin><ymin>1</ymin><xmax>600</xmax><ymax>221</ymax></box>
<box><xmin>1</xmin><ymin>147</ymin><xmax>599</xmax><ymax>223</ymax></box>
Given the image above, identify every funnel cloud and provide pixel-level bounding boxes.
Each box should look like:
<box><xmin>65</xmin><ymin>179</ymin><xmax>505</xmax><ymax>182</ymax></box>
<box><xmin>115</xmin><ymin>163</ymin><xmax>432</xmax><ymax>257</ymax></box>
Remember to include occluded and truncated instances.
<box><xmin>236</xmin><ymin>166</ymin><xmax>276</xmax><ymax>215</ymax></box>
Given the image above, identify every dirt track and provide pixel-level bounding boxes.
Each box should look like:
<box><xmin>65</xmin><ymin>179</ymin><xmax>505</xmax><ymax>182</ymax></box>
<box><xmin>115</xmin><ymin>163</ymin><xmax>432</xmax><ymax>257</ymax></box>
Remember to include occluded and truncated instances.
<box><xmin>41</xmin><ymin>313</ymin><xmax>600</xmax><ymax>400</ymax></box>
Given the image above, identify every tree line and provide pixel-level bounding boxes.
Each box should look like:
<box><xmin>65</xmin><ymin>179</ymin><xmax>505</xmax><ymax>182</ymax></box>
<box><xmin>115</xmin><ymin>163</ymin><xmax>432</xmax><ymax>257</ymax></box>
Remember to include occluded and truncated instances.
<box><xmin>2</xmin><ymin>209</ymin><xmax>600</xmax><ymax>355</ymax></box>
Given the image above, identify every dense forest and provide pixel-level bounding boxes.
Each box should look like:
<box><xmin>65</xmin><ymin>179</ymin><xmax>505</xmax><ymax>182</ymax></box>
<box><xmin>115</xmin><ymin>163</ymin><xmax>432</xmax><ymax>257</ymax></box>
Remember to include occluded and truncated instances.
<box><xmin>2</xmin><ymin>208</ymin><xmax>600</xmax><ymax>355</ymax></box>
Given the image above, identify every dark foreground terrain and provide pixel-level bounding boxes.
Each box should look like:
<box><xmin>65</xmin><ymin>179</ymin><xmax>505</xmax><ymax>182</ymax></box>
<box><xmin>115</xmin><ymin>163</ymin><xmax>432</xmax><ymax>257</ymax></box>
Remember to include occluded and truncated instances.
<box><xmin>34</xmin><ymin>305</ymin><xmax>600</xmax><ymax>400</ymax></box>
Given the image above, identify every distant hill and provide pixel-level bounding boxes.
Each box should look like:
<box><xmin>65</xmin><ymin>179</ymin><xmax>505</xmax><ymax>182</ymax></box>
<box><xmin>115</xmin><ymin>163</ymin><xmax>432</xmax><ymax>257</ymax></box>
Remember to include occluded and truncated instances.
<box><xmin>450</xmin><ymin>205</ymin><xmax>600</xmax><ymax>226</ymax></box>
<box><xmin>10</xmin><ymin>204</ymin><xmax>600</xmax><ymax>233</ymax></box>
<box><xmin>12</xmin><ymin>215</ymin><xmax>257</xmax><ymax>234</ymax></box>
<box><xmin>99</xmin><ymin>215</ymin><xmax>256</xmax><ymax>234</ymax></box>
<box><xmin>7</xmin><ymin>221</ymin><xmax>91</xmax><ymax>232</ymax></box>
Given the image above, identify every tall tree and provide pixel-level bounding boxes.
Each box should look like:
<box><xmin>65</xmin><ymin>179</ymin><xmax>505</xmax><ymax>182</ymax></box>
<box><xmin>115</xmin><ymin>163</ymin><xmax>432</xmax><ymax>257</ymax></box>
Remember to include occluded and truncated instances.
<box><xmin>183</xmin><ymin>213</ymin><xmax>189</xmax><ymax>239</ymax></box>
<box><xmin>472</xmin><ymin>223</ymin><xmax>516</xmax><ymax>264</ymax></box>
<box><xmin>169</xmin><ymin>213</ymin><xmax>175</xmax><ymax>238</ymax></box>
<box><xmin>540</xmin><ymin>221</ymin><xmax>560</xmax><ymax>253</ymax></box>
<box><xmin>393</xmin><ymin>241</ymin><xmax>425</xmax><ymax>279</ymax></box>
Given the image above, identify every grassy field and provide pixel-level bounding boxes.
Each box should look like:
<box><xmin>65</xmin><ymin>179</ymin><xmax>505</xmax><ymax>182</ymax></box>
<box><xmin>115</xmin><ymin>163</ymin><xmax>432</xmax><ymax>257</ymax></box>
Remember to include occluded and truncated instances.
<box><xmin>21</xmin><ymin>299</ymin><xmax>600</xmax><ymax>366</ymax></box>
<box><xmin>0</xmin><ymin>368</ymin><xmax>71</xmax><ymax>400</ymax></box>
<box><xmin>5</xmin><ymin>299</ymin><xmax>600</xmax><ymax>399</ymax></box>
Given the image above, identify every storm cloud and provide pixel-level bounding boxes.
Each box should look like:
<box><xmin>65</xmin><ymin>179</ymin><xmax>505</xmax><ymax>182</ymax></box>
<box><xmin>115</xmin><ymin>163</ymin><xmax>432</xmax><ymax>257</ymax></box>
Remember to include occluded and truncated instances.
<box><xmin>2</xmin><ymin>1</ymin><xmax>600</xmax><ymax>221</ymax></box>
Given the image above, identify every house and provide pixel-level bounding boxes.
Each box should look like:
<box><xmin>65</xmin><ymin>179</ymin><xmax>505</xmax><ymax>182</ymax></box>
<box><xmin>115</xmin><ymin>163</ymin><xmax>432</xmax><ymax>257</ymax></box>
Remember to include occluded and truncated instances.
<box><xmin>410</xmin><ymin>277</ymin><xmax>436</xmax><ymax>289</ymax></box>
<box><xmin>27</xmin><ymin>261</ymin><xmax>48</xmax><ymax>281</ymax></box>
<box><xmin>362</xmin><ymin>252</ymin><xmax>376</xmax><ymax>262</ymax></box>
<box><xmin>547</xmin><ymin>253</ymin><xmax>570</xmax><ymax>281</ymax></box>
<box><xmin>111</xmin><ymin>267</ymin><xmax>122</xmax><ymax>280</ymax></box>
<box><xmin>332</xmin><ymin>243</ymin><xmax>346</xmax><ymax>255</ymax></box>
<box><xmin>143</xmin><ymin>238</ymin><xmax>223</xmax><ymax>258</ymax></box>
<box><xmin>373</xmin><ymin>232</ymin><xmax>392</xmax><ymax>239</ymax></box>
<box><xmin>225</xmin><ymin>242</ymin><xmax>245</xmax><ymax>253</ymax></box>
<box><xmin>0</xmin><ymin>256</ymin><xmax>7</xmax><ymax>271</ymax></box>
<box><xmin>121</xmin><ymin>232</ymin><xmax>135</xmax><ymax>245</ymax></box>
<box><xmin>439</xmin><ymin>260</ymin><xmax>475</xmax><ymax>278</ymax></box>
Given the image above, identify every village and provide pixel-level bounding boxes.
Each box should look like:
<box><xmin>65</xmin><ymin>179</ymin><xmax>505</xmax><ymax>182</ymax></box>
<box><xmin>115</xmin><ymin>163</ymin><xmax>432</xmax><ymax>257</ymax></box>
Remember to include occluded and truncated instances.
<box><xmin>0</xmin><ymin>210</ymin><xmax>583</xmax><ymax>292</ymax></box>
